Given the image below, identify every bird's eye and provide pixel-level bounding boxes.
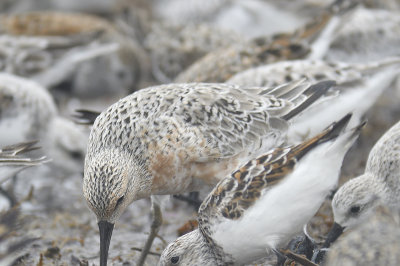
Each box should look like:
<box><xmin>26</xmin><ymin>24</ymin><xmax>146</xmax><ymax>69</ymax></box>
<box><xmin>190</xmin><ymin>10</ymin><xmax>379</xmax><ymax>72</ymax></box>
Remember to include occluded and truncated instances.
<box><xmin>69</xmin><ymin>150</ymin><xmax>83</xmax><ymax>160</ymax></box>
<box><xmin>170</xmin><ymin>256</ymin><xmax>180</xmax><ymax>264</ymax></box>
<box><xmin>350</xmin><ymin>205</ymin><xmax>361</xmax><ymax>214</ymax></box>
<box><xmin>116</xmin><ymin>196</ymin><xmax>124</xmax><ymax>207</ymax></box>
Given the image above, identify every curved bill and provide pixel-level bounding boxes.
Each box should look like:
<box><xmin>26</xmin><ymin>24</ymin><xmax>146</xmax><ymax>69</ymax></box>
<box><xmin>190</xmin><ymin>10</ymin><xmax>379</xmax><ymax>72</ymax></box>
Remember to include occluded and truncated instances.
<box><xmin>98</xmin><ymin>220</ymin><xmax>114</xmax><ymax>266</ymax></box>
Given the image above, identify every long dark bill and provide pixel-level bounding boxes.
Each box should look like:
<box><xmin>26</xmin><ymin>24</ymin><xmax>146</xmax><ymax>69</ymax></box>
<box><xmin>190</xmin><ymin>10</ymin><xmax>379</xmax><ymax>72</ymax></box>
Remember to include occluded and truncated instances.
<box><xmin>98</xmin><ymin>220</ymin><xmax>114</xmax><ymax>266</ymax></box>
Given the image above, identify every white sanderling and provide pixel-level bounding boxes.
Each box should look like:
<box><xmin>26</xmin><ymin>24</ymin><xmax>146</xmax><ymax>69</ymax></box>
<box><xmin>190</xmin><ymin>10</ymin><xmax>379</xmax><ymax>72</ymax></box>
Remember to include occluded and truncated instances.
<box><xmin>158</xmin><ymin>114</ymin><xmax>362</xmax><ymax>265</ymax></box>
<box><xmin>329</xmin><ymin>119</ymin><xmax>400</xmax><ymax>234</ymax></box>
<box><xmin>314</xmin><ymin>118</ymin><xmax>400</xmax><ymax>261</ymax></box>
<box><xmin>82</xmin><ymin>80</ymin><xmax>337</xmax><ymax>266</ymax></box>
<box><xmin>0</xmin><ymin>73</ymin><xmax>87</xmax><ymax>173</ymax></box>
<box><xmin>227</xmin><ymin>57</ymin><xmax>400</xmax><ymax>142</ymax></box>
<box><xmin>326</xmin><ymin>205</ymin><xmax>400</xmax><ymax>266</ymax></box>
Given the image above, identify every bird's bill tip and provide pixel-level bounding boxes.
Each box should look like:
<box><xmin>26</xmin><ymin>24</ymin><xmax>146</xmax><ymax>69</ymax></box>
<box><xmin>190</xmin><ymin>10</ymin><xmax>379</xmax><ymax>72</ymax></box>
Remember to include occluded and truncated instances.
<box><xmin>98</xmin><ymin>220</ymin><xmax>114</xmax><ymax>266</ymax></box>
<box><xmin>311</xmin><ymin>222</ymin><xmax>345</xmax><ymax>264</ymax></box>
<box><xmin>322</xmin><ymin>222</ymin><xmax>345</xmax><ymax>248</ymax></box>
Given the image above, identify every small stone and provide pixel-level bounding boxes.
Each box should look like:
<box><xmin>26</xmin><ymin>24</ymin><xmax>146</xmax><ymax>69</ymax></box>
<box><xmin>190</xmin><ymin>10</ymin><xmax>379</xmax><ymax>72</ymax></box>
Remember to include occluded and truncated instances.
<box><xmin>43</xmin><ymin>246</ymin><xmax>60</xmax><ymax>259</ymax></box>
<box><xmin>71</xmin><ymin>255</ymin><xmax>89</xmax><ymax>266</ymax></box>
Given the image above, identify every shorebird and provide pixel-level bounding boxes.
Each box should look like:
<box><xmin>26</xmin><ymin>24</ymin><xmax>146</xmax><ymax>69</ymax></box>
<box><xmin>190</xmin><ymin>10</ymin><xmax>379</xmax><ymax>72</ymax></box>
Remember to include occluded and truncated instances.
<box><xmin>158</xmin><ymin>114</ymin><xmax>363</xmax><ymax>265</ymax></box>
<box><xmin>83</xmin><ymin>80</ymin><xmax>338</xmax><ymax>266</ymax></box>
<box><xmin>323</xmin><ymin>119</ymin><xmax>400</xmax><ymax>248</ymax></box>
<box><xmin>325</xmin><ymin>205</ymin><xmax>400</xmax><ymax>266</ymax></box>
<box><xmin>325</xmin><ymin>7</ymin><xmax>400</xmax><ymax>63</ymax></box>
<box><xmin>145</xmin><ymin>22</ymin><xmax>244</xmax><ymax>83</ymax></box>
<box><xmin>227</xmin><ymin>57</ymin><xmax>400</xmax><ymax>141</ymax></box>
<box><xmin>174</xmin><ymin>0</ymin><xmax>357</xmax><ymax>83</ymax></box>
<box><xmin>0</xmin><ymin>73</ymin><xmax>87</xmax><ymax>173</ymax></box>
<box><xmin>0</xmin><ymin>11</ymin><xmax>145</xmax><ymax>96</ymax></box>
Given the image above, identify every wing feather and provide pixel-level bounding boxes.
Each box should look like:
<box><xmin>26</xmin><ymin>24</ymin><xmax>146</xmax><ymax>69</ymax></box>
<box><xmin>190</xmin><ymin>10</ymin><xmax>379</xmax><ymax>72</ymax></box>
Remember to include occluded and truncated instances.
<box><xmin>198</xmin><ymin>114</ymin><xmax>352</xmax><ymax>237</ymax></box>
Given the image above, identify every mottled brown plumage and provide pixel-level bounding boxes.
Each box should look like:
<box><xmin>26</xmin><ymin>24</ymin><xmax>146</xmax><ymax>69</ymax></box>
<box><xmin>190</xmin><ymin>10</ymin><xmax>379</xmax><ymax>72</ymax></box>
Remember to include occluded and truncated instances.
<box><xmin>83</xmin><ymin>80</ymin><xmax>336</xmax><ymax>265</ymax></box>
<box><xmin>174</xmin><ymin>6</ymin><xmax>339</xmax><ymax>83</ymax></box>
<box><xmin>199</xmin><ymin>113</ymin><xmax>353</xmax><ymax>227</ymax></box>
<box><xmin>0</xmin><ymin>12</ymin><xmax>113</xmax><ymax>36</ymax></box>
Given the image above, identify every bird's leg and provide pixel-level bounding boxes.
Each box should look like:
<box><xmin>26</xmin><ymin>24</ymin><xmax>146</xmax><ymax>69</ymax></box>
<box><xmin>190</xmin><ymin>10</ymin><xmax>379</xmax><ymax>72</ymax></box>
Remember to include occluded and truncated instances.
<box><xmin>137</xmin><ymin>200</ymin><xmax>163</xmax><ymax>266</ymax></box>
<box><xmin>0</xmin><ymin>186</ymin><xmax>17</xmax><ymax>207</ymax></box>
<box><xmin>274</xmin><ymin>248</ymin><xmax>288</xmax><ymax>266</ymax></box>
<box><xmin>0</xmin><ymin>174</ymin><xmax>19</xmax><ymax>207</ymax></box>
<box><xmin>173</xmin><ymin>191</ymin><xmax>202</xmax><ymax>210</ymax></box>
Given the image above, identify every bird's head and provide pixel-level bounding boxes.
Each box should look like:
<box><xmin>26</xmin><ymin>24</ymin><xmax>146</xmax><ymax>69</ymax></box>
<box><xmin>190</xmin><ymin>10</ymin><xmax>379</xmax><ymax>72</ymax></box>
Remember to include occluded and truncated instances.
<box><xmin>83</xmin><ymin>148</ymin><xmax>150</xmax><ymax>266</ymax></box>
<box><xmin>159</xmin><ymin>229</ymin><xmax>215</xmax><ymax>266</ymax></box>
<box><xmin>332</xmin><ymin>174</ymin><xmax>381</xmax><ymax>230</ymax></box>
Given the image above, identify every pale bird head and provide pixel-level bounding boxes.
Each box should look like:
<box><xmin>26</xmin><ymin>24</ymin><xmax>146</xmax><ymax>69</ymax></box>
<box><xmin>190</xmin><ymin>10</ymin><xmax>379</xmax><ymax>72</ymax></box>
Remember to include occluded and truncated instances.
<box><xmin>83</xmin><ymin>148</ymin><xmax>150</xmax><ymax>266</ymax></box>
<box><xmin>332</xmin><ymin>173</ymin><xmax>382</xmax><ymax>230</ymax></box>
<box><xmin>159</xmin><ymin>229</ymin><xmax>214</xmax><ymax>266</ymax></box>
<box><xmin>323</xmin><ymin>174</ymin><xmax>382</xmax><ymax>250</ymax></box>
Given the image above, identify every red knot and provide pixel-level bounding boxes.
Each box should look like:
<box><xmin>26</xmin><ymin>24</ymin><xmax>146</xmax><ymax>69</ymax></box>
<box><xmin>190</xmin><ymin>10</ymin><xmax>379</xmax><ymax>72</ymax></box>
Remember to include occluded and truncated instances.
<box><xmin>83</xmin><ymin>80</ymin><xmax>338</xmax><ymax>265</ymax></box>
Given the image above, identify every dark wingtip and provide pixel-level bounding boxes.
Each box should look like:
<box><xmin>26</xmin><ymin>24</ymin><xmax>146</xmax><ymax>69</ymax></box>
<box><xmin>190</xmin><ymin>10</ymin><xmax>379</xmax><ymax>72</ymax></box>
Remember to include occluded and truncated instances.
<box><xmin>321</xmin><ymin>113</ymin><xmax>352</xmax><ymax>142</ymax></box>
<box><xmin>72</xmin><ymin>109</ymin><xmax>101</xmax><ymax>125</ymax></box>
<box><xmin>282</xmin><ymin>80</ymin><xmax>336</xmax><ymax>120</ymax></box>
<box><xmin>1</xmin><ymin>140</ymin><xmax>41</xmax><ymax>155</ymax></box>
<box><xmin>304</xmin><ymin>80</ymin><xmax>337</xmax><ymax>96</ymax></box>
<box><xmin>98</xmin><ymin>221</ymin><xmax>114</xmax><ymax>266</ymax></box>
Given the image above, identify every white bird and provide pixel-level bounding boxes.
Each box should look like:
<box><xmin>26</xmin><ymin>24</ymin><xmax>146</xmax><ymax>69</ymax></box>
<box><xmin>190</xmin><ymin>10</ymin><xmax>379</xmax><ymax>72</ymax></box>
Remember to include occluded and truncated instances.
<box><xmin>0</xmin><ymin>73</ymin><xmax>87</xmax><ymax>173</ymax></box>
<box><xmin>314</xmin><ymin>119</ymin><xmax>400</xmax><ymax>264</ymax></box>
<box><xmin>330</xmin><ymin>119</ymin><xmax>400</xmax><ymax>234</ymax></box>
<box><xmin>159</xmin><ymin>114</ymin><xmax>362</xmax><ymax>265</ymax></box>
